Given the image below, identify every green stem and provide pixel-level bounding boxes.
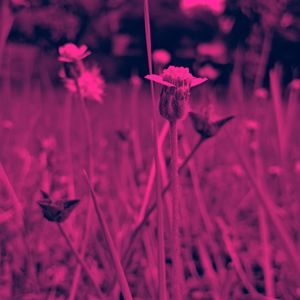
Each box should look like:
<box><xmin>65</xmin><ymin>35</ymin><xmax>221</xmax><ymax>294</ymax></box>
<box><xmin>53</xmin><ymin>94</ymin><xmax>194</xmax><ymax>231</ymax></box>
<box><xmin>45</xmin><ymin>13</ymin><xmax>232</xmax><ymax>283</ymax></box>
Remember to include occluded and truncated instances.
<box><xmin>122</xmin><ymin>138</ymin><xmax>204</xmax><ymax>266</ymax></box>
<box><xmin>254</xmin><ymin>30</ymin><xmax>273</xmax><ymax>90</ymax></box>
<box><xmin>144</xmin><ymin>0</ymin><xmax>167</xmax><ymax>298</ymax></box>
<box><xmin>83</xmin><ymin>171</ymin><xmax>133</xmax><ymax>300</ymax></box>
<box><xmin>74</xmin><ymin>78</ymin><xmax>93</xmax><ymax>179</ymax></box>
<box><xmin>0</xmin><ymin>0</ymin><xmax>14</xmax><ymax>69</ymax></box>
<box><xmin>169</xmin><ymin>120</ymin><xmax>182</xmax><ymax>300</ymax></box>
<box><xmin>57</xmin><ymin>223</ymin><xmax>102</xmax><ymax>299</ymax></box>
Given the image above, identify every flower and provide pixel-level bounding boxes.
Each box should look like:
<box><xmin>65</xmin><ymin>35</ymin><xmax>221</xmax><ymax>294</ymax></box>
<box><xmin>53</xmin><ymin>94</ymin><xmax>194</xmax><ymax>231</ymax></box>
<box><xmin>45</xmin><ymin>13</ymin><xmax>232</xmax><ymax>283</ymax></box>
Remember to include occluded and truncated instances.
<box><xmin>145</xmin><ymin>66</ymin><xmax>207</xmax><ymax>121</ymax></box>
<box><xmin>9</xmin><ymin>0</ymin><xmax>30</xmax><ymax>12</ymax></box>
<box><xmin>60</xmin><ymin>66</ymin><xmax>104</xmax><ymax>103</ymax></box>
<box><xmin>180</xmin><ymin>0</ymin><xmax>226</xmax><ymax>16</ymax></box>
<box><xmin>189</xmin><ymin>111</ymin><xmax>234</xmax><ymax>139</ymax></box>
<box><xmin>37</xmin><ymin>191</ymin><xmax>79</xmax><ymax>223</ymax></box>
<box><xmin>58</xmin><ymin>43</ymin><xmax>91</xmax><ymax>63</ymax></box>
<box><xmin>153</xmin><ymin>49</ymin><xmax>171</xmax><ymax>66</ymax></box>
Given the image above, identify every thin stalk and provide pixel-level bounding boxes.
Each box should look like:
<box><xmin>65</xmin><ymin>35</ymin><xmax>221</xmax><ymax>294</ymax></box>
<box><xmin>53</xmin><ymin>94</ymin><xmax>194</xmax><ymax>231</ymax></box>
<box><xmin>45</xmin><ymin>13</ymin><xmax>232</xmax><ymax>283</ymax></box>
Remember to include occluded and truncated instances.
<box><xmin>64</xmin><ymin>93</ymin><xmax>75</xmax><ymax>198</ymax></box>
<box><xmin>122</xmin><ymin>137</ymin><xmax>205</xmax><ymax>265</ymax></box>
<box><xmin>144</xmin><ymin>0</ymin><xmax>167</xmax><ymax>299</ymax></box>
<box><xmin>74</xmin><ymin>78</ymin><xmax>93</xmax><ymax>179</ymax></box>
<box><xmin>83</xmin><ymin>170</ymin><xmax>133</xmax><ymax>300</ymax></box>
<box><xmin>216</xmin><ymin>218</ymin><xmax>276</xmax><ymax>300</ymax></box>
<box><xmin>225</xmin><ymin>129</ymin><xmax>300</xmax><ymax>275</ymax></box>
<box><xmin>68</xmin><ymin>195</ymin><xmax>93</xmax><ymax>300</ymax></box>
<box><xmin>259</xmin><ymin>207</ymin><xmax>274</xmax><ymax>297</ymax></box>
<box><xmin>169</xmin><ymin>120</ymin><xmax>182</xmax><ymax>300</ymax></box>
<box><xmin>254</xmin><ymin>30</ymin><xmax>273</xmax><ymax>90</ymax></box>
<box><xmin>57</xmin><ymin>223</ymin><xmax>102</xmax><ymax>299</ymax></box>
<box><xmin>253</xmin><ymin>132</ymin><xmax>274</xmax><ymax>298</ymax></box>
<box><xmin>0</xmin><ymin>0</ymin><xmax>14</xmax><ymax>68</ymax></box>
<box><xmin>67</xmin><ymin>77</ymin><xmax>94</xmax><ymax>300</ymax></box>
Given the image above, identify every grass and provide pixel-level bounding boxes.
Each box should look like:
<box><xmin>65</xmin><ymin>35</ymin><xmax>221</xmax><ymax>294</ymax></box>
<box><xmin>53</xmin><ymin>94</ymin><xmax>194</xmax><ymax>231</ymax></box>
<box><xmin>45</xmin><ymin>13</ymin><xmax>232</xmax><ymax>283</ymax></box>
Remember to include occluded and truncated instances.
<box><xmin>1</xmin><ymin>6</ymin><xmax>300</xmax><ymax>299</ymax></box>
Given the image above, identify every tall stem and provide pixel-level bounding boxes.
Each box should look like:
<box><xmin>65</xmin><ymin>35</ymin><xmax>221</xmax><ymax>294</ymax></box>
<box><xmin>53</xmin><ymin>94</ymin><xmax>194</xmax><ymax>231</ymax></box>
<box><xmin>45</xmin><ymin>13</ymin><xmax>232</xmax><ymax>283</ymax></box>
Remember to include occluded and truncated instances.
<box><xmin>169</xmin><ymin>120</ymin><xmax>182</xmax><ymax>300</ymax></box>
<box><xmin>0</xmin><ymin>0</ymin><xmax>14</xmax><ymax>69</ymax></box>
<box><xmin>83</xmin><ymin>171</ymin><xmax>133</xmax><ymax>300</ymax></box>
<box><xmin>144</xmin><ymin>0</ymin><xmax>167</xmax><ymax>299</ymax></box>
<box><xmin>74</xmin><ymin>79</ymin><xmax>93</xmax><ymax>179</ymax></box>
<box><xmin>57</xmin><ymin>223</ymin><xmax>102</xmax><ymax>299</ymax></box>
<box><xmin>254</xmin><ymin>30</ymin><xmax>273</xmax><ymax>90</ymax></box>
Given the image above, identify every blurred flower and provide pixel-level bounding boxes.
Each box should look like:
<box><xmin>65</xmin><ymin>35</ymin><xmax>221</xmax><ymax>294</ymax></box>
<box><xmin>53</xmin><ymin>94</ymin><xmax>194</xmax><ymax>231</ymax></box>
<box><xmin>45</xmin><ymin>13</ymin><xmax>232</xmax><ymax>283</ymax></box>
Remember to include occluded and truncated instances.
<box><xmin>58</xmin><ymin>43</ymin><xmax>91</xmax><ymax>63</ymax></box>
<box><xmin>9</xmin><ymin>0</ymin><xmax>30</xmax><ymax>12</ymax></box>
<box><xmin>180</xmin><ymin>0</ymin><xmax>225</xmax><ymax>16</ymax></box>
<box><xmin>145</xmin><ymin>66</ymin><xmax>207</xmax><ymax>121</ymax></box>
<box><xmin>289</xmin><ymin>79</ymin><xmax>300</xmax><ymax>91</ymax></box>
<box><xmin>268</xmin><ymin>165</ymin><xmax>282</xmax><ymax>176</ymax></box>
<box><xmin>60</xmin><ymin>66</ymin><xmax>104</xmax><ymax>103</ymax></box>
<box><xmin>37</xmin><ymin>191</ymin><xmax>79</xmax><ymax>223</ymax></box>
<box><xmin>294</xmin><ymin>161</ymin><xmax>300</xmax><ymax>174</ymax></box>
<box><xmin>1</xmin><ymin>119</ymin><xmax>13</xmax><ymax>129</ymax></box>
<box><xmin>197</xmin><ymin>41</ymin><xmax>228</xmax><ymax>64</ymax></box>
<box><xmin>197</xmin><ymin>64</ymin><xmax>220</xmax><ymax>80</ymax></box>
<box><xmin>254</xmin><ymin>88</ymin><xmax>269</xmax><ymax>100</ymax></box>
<box><xmin>153</xmin><ymin>49</ymin><xmax>171</xmax><ymax>66</ymax></box>
<box><xmin>245</xmin><ymin>119</ymin><xmax>259</xmax><ymax>132</ymax></box>
<box><xmin>189</xmin><ymin>111</ymin><xmax>234</xmax><ymax>139</ymax></box>
<box><xmin>130</xmin><ymin>73</ymin><xmax>142</xmax><ymax>86</ymax></box>
<box><xmin>232</xmin><ymin>164</ymin><xmax>244</xmax><ymax>177</ymax></box>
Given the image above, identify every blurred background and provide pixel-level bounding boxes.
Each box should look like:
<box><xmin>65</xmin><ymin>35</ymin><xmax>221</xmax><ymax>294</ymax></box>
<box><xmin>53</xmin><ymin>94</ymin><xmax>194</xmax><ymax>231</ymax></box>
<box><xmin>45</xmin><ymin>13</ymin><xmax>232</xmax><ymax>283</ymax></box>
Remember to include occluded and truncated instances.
<box><xmin>1</xmin><ymin>1</ymin><xmax>300</xmax><ymax>299</ymax></box>
<box><xmin>2</xmin><ymin>0</ymin><xmax>300</xmax><ymax>83</ymax></box>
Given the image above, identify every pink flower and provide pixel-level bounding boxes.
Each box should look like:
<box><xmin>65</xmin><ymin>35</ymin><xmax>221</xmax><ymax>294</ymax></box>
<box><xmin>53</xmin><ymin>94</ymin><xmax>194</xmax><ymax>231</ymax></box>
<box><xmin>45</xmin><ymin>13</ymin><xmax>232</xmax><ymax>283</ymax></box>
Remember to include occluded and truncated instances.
<box><xmin>145</xmin><ymin>66</ymin><xmax>207</xmax><ymax>88</ymax></box>
<box><xmin>153</xmin><ymin>49</ymin><xmax>171</xmax><ymax>66</ymax></box>
<box><xmin>145</xmin><ymin>66</ymin><xmax>207</xmax><ymax>121</ymax></box>
<box><xmin>58</xmin><ymin>43</ymin><xmax>91</xmax><ymax>63</ymax></box>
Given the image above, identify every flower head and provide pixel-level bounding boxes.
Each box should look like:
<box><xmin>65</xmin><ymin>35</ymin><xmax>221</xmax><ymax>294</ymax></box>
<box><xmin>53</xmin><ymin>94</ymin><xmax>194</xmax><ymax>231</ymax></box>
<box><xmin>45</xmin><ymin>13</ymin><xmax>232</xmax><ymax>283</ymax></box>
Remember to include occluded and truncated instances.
<box><xmin>58</xmin><ymin>43</ymin><xmax>91</xmax><ymax>63</ymax></box>
<box><xmin>189</xmin><ymin>111</ymin><xmax>234</xmax><ymax>139</ymax></box>
<box><xmin>145</xmin><ymin>66</ymin><xmax>207</xmax><ymax>121</ymax></box>
<box><xmin>60</xmin><ymin>66</ymin><xmax>104</xmax><ymax>103</ymax></box>
<box><xmin>37</xmin><ymin>191</ymin><xmax>79</xmax><ymax>223</ymax></box>
<box><xmin>153</xmin><ymin>49</ymin><xmax>171</xmax><ymax>66</ymax></box>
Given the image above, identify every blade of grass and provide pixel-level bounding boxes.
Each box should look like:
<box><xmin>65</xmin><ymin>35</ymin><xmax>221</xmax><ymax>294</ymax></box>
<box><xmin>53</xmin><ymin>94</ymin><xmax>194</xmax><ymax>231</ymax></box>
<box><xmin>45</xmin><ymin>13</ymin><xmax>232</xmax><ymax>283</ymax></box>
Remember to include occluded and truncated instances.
<box><xmin>57</xmin><ymin>223</ymin><xmax>102</xmax><ymax>299</ymax></box>
<box><xmin>225</xmin><ymin>129</ymin><xmax>300</xmax><ymax>275</ymax></box>
<box><xmin>83</xmin><ymin>169</ymin><xmax>133</xmax><ymax>300</ymax></box>
<box><xmin>216</xmin><ymin>218</ymin><xmax>278</xmax><ymax>300</ymax></box>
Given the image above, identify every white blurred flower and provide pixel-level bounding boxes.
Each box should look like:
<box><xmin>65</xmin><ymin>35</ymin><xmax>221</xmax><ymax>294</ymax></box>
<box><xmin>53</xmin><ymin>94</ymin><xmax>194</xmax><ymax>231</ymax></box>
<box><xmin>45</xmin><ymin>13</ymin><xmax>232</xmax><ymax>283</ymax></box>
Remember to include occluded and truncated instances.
<box><xmin>61</xmin><ymin>66</ymin><xmax>104</xmax><ymax>103</ymax></box>
<box><xmin>153</xmin><ymin>49</ymin><xmax>171</xmax><ymax>66</ymax></box>
<box><xmin>290</xmin><ymin>79</ymin><xmax>300</xmax><ymax>91</ymax></box>
<box><xmin>198</xmin><ymin>64</ymin><xmax>220</xmax><ymax>80</ymax></box>
<box><xmin>245</xmin><ymin>119</ymin><xmax>259</xmax><ymax>132</ymax></box>
<box><xmin>180</xmin><ymin>0</ymin><xmax>225</xmax><ymax>15</ymax></box>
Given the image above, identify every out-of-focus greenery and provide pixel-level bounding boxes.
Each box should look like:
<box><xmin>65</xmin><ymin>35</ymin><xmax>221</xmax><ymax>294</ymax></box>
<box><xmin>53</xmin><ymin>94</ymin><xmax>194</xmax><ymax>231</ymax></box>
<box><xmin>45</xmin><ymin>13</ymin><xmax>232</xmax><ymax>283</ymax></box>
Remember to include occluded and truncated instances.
<box><xmin>6</xmin><ymin>0</ymin><xmax>300</xmax><ymax>81</ymax></box>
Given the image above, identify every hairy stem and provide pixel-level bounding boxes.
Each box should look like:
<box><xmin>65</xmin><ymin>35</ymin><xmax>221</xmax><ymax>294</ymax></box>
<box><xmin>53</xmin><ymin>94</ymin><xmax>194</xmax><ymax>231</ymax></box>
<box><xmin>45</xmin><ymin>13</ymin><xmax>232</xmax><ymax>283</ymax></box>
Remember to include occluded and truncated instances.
<box><xmin>169</xmin><ymin>120</ymin><xmax>182</xmax><ymax>300</ymax></box>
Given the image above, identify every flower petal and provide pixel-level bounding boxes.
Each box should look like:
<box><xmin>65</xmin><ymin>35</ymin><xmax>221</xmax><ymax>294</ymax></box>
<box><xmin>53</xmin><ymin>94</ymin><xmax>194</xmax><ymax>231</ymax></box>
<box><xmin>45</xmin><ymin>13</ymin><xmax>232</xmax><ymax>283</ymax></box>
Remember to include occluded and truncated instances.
<box><xmin>191</xmin><ymin>77</ymin><xmax>208</xmax><ymax>88</ymax></box>
<box><xmin>145</xmin><ymin>74</ymin><xmax>175</xmax><ymax>87</ymax></box>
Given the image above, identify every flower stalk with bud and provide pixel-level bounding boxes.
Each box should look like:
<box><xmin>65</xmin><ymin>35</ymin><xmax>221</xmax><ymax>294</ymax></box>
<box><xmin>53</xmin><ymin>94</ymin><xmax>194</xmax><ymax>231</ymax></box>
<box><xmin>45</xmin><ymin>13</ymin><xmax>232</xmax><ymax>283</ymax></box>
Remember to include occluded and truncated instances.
<box><xmin>146</xmin><ymin>66</ymin><xmax>207</xmax><ymax>300</ymax></box>
<box><xmin>58</xmin><ymin>43</ymin><xmax>103</xmax><ymax>299</ymax></box>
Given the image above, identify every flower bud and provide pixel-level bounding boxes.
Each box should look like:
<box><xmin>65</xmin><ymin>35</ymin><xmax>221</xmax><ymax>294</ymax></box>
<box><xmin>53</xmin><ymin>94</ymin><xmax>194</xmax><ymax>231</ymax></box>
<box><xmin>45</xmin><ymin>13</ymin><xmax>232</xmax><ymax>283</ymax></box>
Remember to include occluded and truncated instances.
<box><xmin>159</xmin><ymin>66</ymin><xmax>193</xmax><ymax>121</ymax></box>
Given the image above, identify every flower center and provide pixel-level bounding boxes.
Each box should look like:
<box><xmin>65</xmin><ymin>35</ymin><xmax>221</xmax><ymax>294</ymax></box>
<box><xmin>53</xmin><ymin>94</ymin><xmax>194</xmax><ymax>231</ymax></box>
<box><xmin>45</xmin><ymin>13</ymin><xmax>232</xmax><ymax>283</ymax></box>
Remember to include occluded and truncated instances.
<box><xmin>162</xmin><ymin>66</ymin><xmax>193</xmax><ymax>87</ymax></box>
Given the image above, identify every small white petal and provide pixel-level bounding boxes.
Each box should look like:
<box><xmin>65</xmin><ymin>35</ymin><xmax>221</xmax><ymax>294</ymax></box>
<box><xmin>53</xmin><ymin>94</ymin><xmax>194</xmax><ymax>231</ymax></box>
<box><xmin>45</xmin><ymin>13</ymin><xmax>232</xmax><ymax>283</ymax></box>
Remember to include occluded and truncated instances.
<box><xmin>145</xmin><ymin>74</ymin><xmax>175</xmax><ymax>87</ymax></box>
<box><xmin>191</xmin><ymin>77</ymin><xmax>208</xmax><ymax>88</ymax></box>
